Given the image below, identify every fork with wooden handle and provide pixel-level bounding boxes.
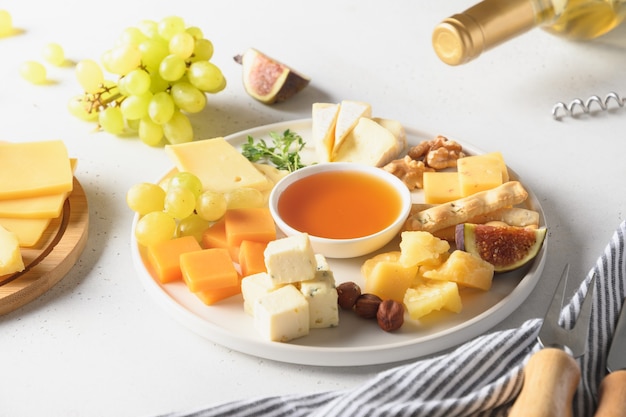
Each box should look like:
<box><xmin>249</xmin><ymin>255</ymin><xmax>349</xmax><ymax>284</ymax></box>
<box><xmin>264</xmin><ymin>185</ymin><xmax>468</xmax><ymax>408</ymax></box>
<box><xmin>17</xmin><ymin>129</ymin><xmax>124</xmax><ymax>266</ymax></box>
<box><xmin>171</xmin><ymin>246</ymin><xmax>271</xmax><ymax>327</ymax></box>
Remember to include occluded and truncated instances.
<box><xmin>509</xmin><ymin>265</ymin><xmax>595</xmax><ymax>417</ymax></box>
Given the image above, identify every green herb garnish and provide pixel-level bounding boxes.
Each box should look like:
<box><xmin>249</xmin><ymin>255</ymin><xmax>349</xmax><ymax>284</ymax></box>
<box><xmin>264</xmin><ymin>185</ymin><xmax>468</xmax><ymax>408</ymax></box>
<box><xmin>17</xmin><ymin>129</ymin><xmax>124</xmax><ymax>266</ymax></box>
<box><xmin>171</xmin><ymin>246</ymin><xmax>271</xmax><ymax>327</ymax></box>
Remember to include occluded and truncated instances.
<box><xmin>241</xmin><ymin>129</ymin><xmax>306</xmax><ymax>172</ymax></box>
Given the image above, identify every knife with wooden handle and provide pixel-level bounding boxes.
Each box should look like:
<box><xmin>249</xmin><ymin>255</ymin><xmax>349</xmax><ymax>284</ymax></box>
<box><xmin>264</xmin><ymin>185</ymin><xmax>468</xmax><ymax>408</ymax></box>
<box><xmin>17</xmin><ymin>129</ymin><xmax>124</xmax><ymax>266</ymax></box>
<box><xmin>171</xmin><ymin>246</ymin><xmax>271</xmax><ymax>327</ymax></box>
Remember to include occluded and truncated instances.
<box><xmin>509</xmin><ymin>266</ymin><xmax>595</xmax><ymax>417</ymax></box>
<box><xmin>594</xmin><ymin>299</ymin><xmax>626</xmax><ymax>417</ymax></box>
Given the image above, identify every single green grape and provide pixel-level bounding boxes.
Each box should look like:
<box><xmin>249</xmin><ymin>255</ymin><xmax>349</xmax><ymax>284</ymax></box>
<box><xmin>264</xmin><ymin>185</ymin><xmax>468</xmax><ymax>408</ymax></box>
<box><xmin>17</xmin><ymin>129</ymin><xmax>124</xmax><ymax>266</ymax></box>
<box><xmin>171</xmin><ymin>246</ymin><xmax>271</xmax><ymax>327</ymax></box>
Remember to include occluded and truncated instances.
<box><xmin>158</xmin><ymin>16</ymin><xmax>186</xmax><ymax>40</ymax></box>
<box><xmin>124</xmin><ymin>69</ymin><xmax>151</xmax><ymax>95</ymax></box>
<box><xmin>43</xmin><ymin>43</ymin><xmax>66</xmax><ymax>66</ymax></box>
<box><xmin>176</xmin><ymin>213</ymin><xmax>209</xmax><ymax>242</ymax></box>
<box><xmin>170</xmin><ymin>82</ymin><xmax>206</xmax><ymax>113</ymax></box>
<box><xmin>127</xmin><ymin>182</ymin><xmax>166</xmax><ymax>214</ymax></box>
<box><xmin>20</xmin><ymin>61</ymin><xmax>47</xmax><ymax>84</ymax></box>
<box><xmin>224</xmin><ymin>187</ymin><xmax>265</xmax><ymax>209</ymax></box>
<box><xmin>75</xmin><ymin>59</ymin><xmax>104</xmax><ymax>93</ymax></box>
<box><xmin>163</xmin><ymin>111</ymin><xmax>193</xmax><ymax>144</ymax></box>
<box><xmin>99</xmin><ymin>106</ymin><xmax>125</xmax><ymax>135</ymax></box>
<box><xmin>138</xmin><ymin>19</ymin><xmax>159</xmax><ymax>39</ymax></box>
<box><xmin>169</xmin><ymin>32</ymin><xmax>195</xmax><ymax>59</ymax></box>
<box><xmin>159</xmin><ymin>54</ymin><xmax>187</xmax><ymax>81</ymax></box>
<box><xmin>0</xmin><ymin>10</ymin><xmax>13</xmax><ymax>37</ymax></box>
<box><xmin>169</xmin><ymin>171</ymin><xmax>203</xmax><ymax>199</ymax></box>
<box><xmin>187</xmin><ymin>61</ymin><xmax>226</xmax><ymax>93</ymax></box>
<box><xmin>138</xmin><ymin>38</ymin><xmax>169</xmax><ymax>71</ymax></box>
<box><xmin>138</xmin><ymin>116</ymin><xmax>164</xmax><ymax>146</ymax></box>
<box><xmin>105</xmin><ymin>44</ymin><xmax>141</xmax><ymax>75</ymax></box>
<box><xmin>148</xmin><ymin>91</ymin><xmax>175</xmax><ymax>124</ymax></box>
<box><xmin>185</xmin><ymin>26</ymin><xmax>204</xmax><ymax>40</ymax></box>
<box><xmin>134</xmin><ymin>211</ymin><xmax>176</xmax><ymax>247</ymax></box>
<box><xmin>191</xmin><ymin>38</ymin><xmax>214</xmax><ymax>62</ymax></box>
<box><xmin>196</xmin><ymin>190</ymin><xmax>227</xmax><ymax>221</ymax></box>
<box><xmin>164</xmin><ymin>186</ymin><xmax>196</xmax><ymax>219</ymax></box>
<box><xmin>120</xmin><ymin>92</ymin><xmax>152</xmax><ymax>120</ymax></box>
<box><xmin>118</xmin><ymin>27</ymin><xmax>148</xmax><ymax>47</ymax></box>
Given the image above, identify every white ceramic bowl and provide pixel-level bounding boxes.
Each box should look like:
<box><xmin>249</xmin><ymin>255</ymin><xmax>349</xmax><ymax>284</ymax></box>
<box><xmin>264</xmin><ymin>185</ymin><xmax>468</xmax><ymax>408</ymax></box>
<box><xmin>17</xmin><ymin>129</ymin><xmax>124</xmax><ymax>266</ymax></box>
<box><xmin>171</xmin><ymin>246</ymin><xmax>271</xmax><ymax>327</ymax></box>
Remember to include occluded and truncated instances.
<box><xmin>269</xmin><ymin>162</ymin><xmax>412</xmax><ymax>258</ymax></box>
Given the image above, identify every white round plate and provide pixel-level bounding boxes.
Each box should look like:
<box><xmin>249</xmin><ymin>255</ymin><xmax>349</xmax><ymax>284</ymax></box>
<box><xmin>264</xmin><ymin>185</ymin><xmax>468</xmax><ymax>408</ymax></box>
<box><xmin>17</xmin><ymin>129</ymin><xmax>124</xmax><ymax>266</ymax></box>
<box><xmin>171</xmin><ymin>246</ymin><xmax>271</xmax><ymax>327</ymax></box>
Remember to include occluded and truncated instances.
<box><xmin>131</xmin><ymin>118</ymin><xmax>547</xmax><ymax>367</ymax></box>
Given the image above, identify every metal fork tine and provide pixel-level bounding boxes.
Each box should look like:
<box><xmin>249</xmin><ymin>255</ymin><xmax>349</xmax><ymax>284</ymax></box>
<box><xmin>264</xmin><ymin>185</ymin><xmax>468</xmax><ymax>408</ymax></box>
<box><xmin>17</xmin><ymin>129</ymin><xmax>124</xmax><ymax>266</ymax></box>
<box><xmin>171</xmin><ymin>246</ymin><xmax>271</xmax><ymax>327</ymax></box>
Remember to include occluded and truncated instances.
<box><xmin>537</xmin><ymin>264</ymin><xmax>596</xmax><ymax>358</ymax></box>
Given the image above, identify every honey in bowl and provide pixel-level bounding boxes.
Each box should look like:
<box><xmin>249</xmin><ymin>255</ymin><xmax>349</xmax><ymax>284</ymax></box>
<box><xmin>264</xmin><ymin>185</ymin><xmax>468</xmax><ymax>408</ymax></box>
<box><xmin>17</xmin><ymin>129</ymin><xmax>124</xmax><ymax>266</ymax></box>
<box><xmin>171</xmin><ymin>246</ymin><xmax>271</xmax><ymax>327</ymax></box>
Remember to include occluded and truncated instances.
<box><xmin>277</xmin><ymin>170</ymin><xmax>403</xmax><ymax>239</ymax></box>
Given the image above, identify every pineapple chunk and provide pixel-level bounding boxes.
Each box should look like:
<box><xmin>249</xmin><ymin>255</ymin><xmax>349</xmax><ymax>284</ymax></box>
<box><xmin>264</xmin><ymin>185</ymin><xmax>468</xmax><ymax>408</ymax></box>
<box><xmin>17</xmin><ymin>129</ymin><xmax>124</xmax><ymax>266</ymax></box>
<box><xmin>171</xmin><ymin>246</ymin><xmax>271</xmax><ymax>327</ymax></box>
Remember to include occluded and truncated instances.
<box><xmin>403</xmin><ymin>280</ymin><xmax>462</xmax><ymax>320</ymax></box>
<box><xmin>362</xmin><ymin>251</ymin><xmax>418</xmax><ymax>303</ymax></box>
<box><xmin>423</xmin><ymin>250</ymin><xmax>494</xmax><ymax>291</ymax></box>
<box><xmin>399</xmin><ymin>231</ymin><xmax>450</xmax><ymax>268</ymax></box>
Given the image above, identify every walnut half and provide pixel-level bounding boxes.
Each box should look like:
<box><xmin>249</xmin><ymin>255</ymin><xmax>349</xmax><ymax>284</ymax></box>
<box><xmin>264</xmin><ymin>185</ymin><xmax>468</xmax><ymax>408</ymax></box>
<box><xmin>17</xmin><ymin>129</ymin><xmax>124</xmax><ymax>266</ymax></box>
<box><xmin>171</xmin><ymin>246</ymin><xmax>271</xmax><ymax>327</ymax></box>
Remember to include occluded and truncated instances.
<box><xmin>408</xmin><ymin>135</ymin><xmax>465</xmax><ymax>170</ymax></box>
<box><xmin>383</xmin><ymin>155</ymin><xmax>434</xmax><ymax>190</ymax></box>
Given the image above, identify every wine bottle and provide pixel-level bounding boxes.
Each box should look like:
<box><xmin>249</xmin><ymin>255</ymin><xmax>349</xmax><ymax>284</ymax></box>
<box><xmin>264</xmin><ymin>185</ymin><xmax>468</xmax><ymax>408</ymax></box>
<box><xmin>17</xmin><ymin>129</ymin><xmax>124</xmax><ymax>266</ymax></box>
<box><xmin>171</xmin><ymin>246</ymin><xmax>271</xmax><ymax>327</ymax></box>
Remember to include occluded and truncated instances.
<box><xmin>432</xmin><ymin>0</ymin><xmax>626</xmax><ymax>65</ymax></box>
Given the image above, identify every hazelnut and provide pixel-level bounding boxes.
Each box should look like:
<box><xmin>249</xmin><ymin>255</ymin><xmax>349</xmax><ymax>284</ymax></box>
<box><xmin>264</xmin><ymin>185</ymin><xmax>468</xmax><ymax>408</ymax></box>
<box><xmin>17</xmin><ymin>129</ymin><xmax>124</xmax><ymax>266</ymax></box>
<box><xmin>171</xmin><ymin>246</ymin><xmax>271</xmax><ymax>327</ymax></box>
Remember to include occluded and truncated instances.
<box><xmin>336</xmin><ymin>281</ymin><xmax>361</xmax><ymax>310</ymax></box>
<box><xmin>376</xmin><ymin>299</ymin><xmax>404</xmax><ymax>332</ymax></box>
<box><xmin>354</xmin><ymin>293</ymin><xmax>382</xmax><ymax>319</ymax></box>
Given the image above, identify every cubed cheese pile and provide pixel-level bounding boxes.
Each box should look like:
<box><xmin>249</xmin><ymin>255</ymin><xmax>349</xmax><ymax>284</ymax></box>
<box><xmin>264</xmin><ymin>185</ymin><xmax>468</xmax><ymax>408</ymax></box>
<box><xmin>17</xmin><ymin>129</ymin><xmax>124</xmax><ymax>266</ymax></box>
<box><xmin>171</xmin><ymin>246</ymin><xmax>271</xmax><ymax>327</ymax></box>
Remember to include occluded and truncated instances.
<box><xmin>242</xmin><ymin>233</ymin><xmax>339</xmax><ymax>342</ymax></box>
<box><xmin>312</xmin><ymin>100</ymin><xmax>407</xmax><ymax>167</ymax></box>
<box><xmin>423</xmin><ymin>152</ymin><xmax>509</xmax><ymax>204</ymax></box>
<box><xmin>0</xmin><ymin>140</ymin><xmax>74</xmax><ymax>275</ymax></box>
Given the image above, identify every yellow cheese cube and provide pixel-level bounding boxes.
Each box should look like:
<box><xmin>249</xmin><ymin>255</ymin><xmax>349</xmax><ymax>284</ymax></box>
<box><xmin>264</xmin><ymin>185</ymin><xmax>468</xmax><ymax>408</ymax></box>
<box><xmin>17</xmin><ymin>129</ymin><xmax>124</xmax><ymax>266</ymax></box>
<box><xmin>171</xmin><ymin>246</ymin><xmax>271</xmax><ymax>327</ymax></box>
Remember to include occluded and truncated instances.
<box><xmin>165</xmin><ymin>137</ymin><xmax>272</xmax><ymax>194</ymax></box>
<box><xmin>457</xmin><ymin>153</ymin><xmax>505</xmax><ymax>196</ymax></box>
<box><xmin>0</xmin><ymin>140</ymin><xmax>73</xmax><ymax>200</ymax></box>
<box><xmin>0</xmin><ymin>225</ymin><xmax>25</xmax><ymax>275</ymax></box>
<box><xmin>423</xmin><ymin>171</ymin><xmax>462</xmax><ymax>204</ymax></box>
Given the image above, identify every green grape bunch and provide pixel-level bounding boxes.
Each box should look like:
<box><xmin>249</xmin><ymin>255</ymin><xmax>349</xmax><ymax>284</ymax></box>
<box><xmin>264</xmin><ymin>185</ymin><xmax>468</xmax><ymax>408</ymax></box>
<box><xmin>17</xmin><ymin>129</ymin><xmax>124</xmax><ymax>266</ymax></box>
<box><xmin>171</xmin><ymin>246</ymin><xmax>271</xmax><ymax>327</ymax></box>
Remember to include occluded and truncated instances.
<box><xmin>68</xmin><ymin>16</ymin><xmax>227</xmax><ymax>146</ymax></box>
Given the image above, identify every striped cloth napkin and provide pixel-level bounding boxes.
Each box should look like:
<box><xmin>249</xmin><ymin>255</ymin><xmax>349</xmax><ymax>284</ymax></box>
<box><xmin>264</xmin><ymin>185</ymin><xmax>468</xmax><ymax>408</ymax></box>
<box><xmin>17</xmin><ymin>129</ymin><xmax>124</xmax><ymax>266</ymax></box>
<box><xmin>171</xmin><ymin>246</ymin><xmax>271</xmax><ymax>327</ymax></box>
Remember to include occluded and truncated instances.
<box><xmin>163</xmin><ymin>221</ymin><xmax>626</xmax><ymax>417</ymax></box>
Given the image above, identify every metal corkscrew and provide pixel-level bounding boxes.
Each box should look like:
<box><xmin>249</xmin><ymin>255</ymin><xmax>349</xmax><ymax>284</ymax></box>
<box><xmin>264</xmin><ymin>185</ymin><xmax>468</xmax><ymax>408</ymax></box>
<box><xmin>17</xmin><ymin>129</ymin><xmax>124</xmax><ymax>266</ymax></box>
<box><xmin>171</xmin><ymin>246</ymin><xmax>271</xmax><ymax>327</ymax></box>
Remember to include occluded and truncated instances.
<box><xmin>552</xmin><ymin>91</ymin><xmax>625</xmax><ymax>120</ymax></box>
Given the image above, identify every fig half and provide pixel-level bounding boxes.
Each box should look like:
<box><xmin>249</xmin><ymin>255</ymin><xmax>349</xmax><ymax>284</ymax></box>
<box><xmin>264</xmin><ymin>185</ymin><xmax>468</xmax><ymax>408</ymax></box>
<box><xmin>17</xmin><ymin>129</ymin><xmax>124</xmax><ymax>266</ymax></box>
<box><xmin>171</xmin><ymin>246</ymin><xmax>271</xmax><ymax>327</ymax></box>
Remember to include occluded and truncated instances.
<box><xmin>455</xmin><ymin>223</ymin><xmax>546</xmax><ymax>272</ymax></box>
<box><xmin>234</xmin><ymin>48</ymin><xmax>310</xmax><ymax>104</ymax></box>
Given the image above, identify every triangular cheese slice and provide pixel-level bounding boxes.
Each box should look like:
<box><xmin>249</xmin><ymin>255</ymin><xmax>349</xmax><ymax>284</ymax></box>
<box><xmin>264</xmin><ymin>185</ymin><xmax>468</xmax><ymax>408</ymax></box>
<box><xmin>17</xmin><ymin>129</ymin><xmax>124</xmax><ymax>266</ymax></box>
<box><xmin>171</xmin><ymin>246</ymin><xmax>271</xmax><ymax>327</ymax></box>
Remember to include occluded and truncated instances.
<box><xmin>311</xmin><ymin>103</ymin><xmax>340</xmax><ymax>163</ymax></box>
<box><xmin>332</xmin><ymin>117</ymin><xmax>401</xmax><ymax>167</ymax></box>
<box><xmin>332</xmin><ymin>100</ymin><xmax>371</xmax><ymax>159</ymax></box>
<box><xmin>373</xmin><ymin>117</ymin><xmax>407</xmax><ymax>157</ymax></box>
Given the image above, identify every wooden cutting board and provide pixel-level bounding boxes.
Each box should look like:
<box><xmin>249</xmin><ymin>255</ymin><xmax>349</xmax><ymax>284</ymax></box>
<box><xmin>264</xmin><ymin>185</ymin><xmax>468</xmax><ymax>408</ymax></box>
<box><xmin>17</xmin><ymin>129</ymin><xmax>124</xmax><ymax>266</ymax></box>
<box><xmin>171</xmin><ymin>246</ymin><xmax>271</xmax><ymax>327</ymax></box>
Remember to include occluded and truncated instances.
<box><xmin>0</xmin><ymin>177</ymin><xmax>89</xmax><ymax>315</ymax></box>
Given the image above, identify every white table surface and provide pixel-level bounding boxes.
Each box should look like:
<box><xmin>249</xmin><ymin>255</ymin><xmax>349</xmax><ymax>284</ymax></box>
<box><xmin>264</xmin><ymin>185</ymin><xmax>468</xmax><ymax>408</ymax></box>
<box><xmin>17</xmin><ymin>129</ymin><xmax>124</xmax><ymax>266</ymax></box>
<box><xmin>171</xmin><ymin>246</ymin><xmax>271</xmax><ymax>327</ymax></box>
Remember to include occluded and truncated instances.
<box><xmin>1</xmin><ymin>1</ymin><xmax>625</xmax><ymax>416</ymax></box>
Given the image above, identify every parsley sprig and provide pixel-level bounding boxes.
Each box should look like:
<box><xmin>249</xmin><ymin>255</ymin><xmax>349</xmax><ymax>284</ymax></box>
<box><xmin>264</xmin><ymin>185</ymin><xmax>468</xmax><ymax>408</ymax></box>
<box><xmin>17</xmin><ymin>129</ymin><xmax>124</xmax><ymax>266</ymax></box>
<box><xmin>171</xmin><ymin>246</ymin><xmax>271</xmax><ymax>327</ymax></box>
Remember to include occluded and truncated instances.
<box><xmin>241</xmin><ymin>129</ymin><xmax>306</xmax><ymax>172</ymax></box>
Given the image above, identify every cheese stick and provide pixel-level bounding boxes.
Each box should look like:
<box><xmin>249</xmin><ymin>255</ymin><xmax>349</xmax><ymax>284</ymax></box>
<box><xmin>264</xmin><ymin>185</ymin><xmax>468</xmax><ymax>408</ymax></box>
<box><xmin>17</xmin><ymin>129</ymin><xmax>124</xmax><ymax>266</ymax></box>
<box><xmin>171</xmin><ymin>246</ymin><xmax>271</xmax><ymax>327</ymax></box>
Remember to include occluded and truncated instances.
<box><xmin>404</xmin><ymin>181</ymin><xmax>529</xmax><ymax>233</ymax></box>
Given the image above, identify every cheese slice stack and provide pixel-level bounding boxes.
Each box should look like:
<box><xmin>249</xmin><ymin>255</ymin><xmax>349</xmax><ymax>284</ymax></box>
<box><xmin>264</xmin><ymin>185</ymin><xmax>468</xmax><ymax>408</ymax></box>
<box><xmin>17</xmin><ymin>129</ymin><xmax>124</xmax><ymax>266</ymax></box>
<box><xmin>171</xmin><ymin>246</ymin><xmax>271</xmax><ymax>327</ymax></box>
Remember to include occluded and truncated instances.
<box><xmin>0</xmin><ymin>140</ymin><xmax>74</xmax><ymax>249</ymax></box>
<box><xmin>311</xmin><ymin>100</ymin><xmax>406</xmax><ymax>166</ymax></box>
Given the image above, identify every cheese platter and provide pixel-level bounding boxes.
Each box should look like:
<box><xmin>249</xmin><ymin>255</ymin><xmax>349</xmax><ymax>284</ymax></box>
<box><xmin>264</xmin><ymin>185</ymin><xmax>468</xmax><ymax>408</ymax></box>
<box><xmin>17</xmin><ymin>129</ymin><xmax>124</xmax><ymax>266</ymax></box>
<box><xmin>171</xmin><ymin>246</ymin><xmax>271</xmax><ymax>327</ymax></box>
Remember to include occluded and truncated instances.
<box><xmin>131</xmin><ymin>118</ymin><xmax>547</xmax><ymax>366</ymax></box>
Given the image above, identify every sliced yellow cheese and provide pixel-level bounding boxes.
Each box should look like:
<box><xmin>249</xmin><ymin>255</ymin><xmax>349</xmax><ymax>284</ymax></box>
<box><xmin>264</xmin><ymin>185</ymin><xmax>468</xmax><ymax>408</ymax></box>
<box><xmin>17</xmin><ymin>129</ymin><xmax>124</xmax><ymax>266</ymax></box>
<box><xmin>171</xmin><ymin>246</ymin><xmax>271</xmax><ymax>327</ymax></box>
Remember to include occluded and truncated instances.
<box><xmin>332</xmin><ymin>117</ymin><xmax>401</xmax><ymax>166</ymax></box>
<box><xmin>0</xmin><ymin>217</ymin><xmax>51</xmax><ymax>247</ymax></box>
<box><xmin>165</xmin><ymin>137</ymin><xmax>272</xmax><ymax>194</ymax></box>
<box><xmin>332</xmin><ymin>100</ymin><xmax>372</xmax><ymax>158</ymax></box>
<box><xmin>0</xmin><ymin>140</ymin><xmax>73</xmax><ymax>200</ymax></box>
<box><xmin>311</xmin><ymin>102</ymin><xmax>340</xmax><ymax>163</ymax></box>
<box><xmin>457</xmin><ymin>153</ymin><xmax>504</xmax><ymax>197</ymax></box>
<box><xmin>423</xmin><ymin>171</ymin><xmax>463</xmax><ymax>204</ymax></box>
<box><xmin>0</xmin><ymin>158</ymin><xmax>76</xmax><ymax>219</ymax></box>
<box><xmin>0</xmin><ymin>224</ymin><xmax>26</xmax><ymax>274</ymax></box>
<box><xmin>0</xmin><ymin>192</ymin><xmax>68</xmax><ymax>219</ymax></box>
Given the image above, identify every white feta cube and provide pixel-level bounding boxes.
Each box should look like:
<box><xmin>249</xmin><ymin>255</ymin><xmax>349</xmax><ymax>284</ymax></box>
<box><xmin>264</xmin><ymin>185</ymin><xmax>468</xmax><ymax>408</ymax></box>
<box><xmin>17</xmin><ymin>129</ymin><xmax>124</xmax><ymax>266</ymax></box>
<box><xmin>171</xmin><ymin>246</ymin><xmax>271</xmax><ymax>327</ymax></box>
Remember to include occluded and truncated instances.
<box><xmin>254</xmin><ymin>284</ymin><xmax>310</xmax><ymax>342</ymax></box>
<box><xmin>264</xmin><ymin>233</ymin><xmax>317</xmax><ymax>284</ymax></box>
<box><xmin>241</xmin><ymin>272</ymin><xmax>282</xmax><ymax>316</ymax></box>
<box><xmin>300</xmin><ymin>270</ymin><xmax>339</xmax><ymax>328</ymax></box>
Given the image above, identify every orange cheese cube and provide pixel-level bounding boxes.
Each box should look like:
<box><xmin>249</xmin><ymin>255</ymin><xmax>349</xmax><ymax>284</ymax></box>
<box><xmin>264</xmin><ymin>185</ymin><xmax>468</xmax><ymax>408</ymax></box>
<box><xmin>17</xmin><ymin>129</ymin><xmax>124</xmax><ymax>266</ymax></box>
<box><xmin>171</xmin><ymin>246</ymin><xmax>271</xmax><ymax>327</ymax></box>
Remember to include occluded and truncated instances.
<box><xmin>202</xmin><ymin>218</ymin><xmax>228</xmax><ymax>249</ymax></box>
<box><xmin>194</xmin><ymin>280</ymin><xmax>242</xmax><ymax>305</ymax></box>
<box><xmin>147</xmin><ymin>235</ymin><xmax>202</xmax><ymax>284</ymax></box>
<box><xmin>423</xmin><ymin>172</ymin><xmax>462</xmax><ymax>204</ymax></box>
<box><xmin>239</xmin><ymin>240</ymin><xmax>269</xmax><ymax>277</ymax></box>
<box><xmin>180</xmin><ymin>248</ymin><xmax>239</xmax><ymax>292</ymax></box>
<box><xmin>224</xmin><ymin>207</ymin><xmax>276</xmax><ymax>248</ymax></box>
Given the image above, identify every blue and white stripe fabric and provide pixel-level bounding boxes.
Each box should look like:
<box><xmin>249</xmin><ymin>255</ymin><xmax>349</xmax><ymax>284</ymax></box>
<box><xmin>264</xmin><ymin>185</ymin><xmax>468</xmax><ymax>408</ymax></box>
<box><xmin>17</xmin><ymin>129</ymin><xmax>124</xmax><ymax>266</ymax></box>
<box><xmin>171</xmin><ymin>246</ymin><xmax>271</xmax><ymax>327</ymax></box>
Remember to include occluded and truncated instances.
<box><xmin>163</xmin><ymin>221</ymin><xmax>626</xmax><ymax>417</ymax></box>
